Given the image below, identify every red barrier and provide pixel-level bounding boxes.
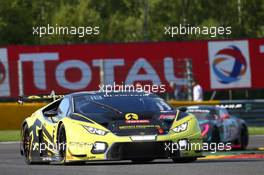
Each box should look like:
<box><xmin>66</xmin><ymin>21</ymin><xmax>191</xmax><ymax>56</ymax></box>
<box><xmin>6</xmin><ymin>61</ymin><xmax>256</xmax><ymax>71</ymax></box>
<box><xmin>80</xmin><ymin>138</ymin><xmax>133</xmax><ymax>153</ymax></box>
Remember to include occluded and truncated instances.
<box><xmin>1</xmin><ymin>38</ymin><xmax>264</xmax><ymax>97</ymax></box>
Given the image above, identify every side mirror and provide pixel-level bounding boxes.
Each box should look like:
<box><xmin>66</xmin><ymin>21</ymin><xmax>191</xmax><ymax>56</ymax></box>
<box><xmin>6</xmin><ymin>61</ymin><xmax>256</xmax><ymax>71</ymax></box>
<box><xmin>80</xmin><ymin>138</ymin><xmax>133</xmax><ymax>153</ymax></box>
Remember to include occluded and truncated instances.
<box><xmin>18</xmin><ymin>96</ymin><xmax>24</xmax><ymax>105</ymax></box>
<box><xmin>44</xmin><ymin>110</ymin><xmax>58</xmax><ymax>117</ymax></box>
<box><xmin>222</xmin><ymin>114</ymin><xmax>230</xmax><ymax>120</ymax></box>
<box><xmin>178</xmin><ymin>107</ymin><xmax>187</xmax><ymax>112</ymax></box>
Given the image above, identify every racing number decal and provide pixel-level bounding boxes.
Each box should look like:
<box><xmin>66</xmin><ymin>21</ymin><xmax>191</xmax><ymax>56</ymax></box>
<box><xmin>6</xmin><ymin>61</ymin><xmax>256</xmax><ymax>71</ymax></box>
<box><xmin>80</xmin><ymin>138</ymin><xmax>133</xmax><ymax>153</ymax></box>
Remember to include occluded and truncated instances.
<box><xmin>125</xmin><ymin>113</ymin><xmax>139</xmax><ymax>120</ymax></box>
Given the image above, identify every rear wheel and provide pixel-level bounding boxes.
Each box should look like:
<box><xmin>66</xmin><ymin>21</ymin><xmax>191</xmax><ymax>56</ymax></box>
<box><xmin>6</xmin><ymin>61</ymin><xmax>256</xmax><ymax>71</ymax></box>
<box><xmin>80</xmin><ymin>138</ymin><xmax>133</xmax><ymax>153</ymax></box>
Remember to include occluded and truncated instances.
<box><xmin>172</xmin><ymin>157</ymin><xmax>197</xmax><ymax>163</ymax></box>
<box><xmin>211</xmin><ymin>127</ymin><xmax>220</xmax><ymax>144</ymax></box>
<box><xmin>22</xmin><ymin>124</ymin><xmax>32</xmax><ymax>164</ymax></box>
<box><xmin>210</xmin><ymin>127</ymin><xmax>220</xmax><ymax>151</ymax></box>
<box><xmin>239</xmin><ymin>125</ymin><xmax>248</xmax><ymax>150</ymax></box>
<box><xmin>58</xmin><ymin>124</ymin><xmax>67</xmax><ymax>164</ymax></box>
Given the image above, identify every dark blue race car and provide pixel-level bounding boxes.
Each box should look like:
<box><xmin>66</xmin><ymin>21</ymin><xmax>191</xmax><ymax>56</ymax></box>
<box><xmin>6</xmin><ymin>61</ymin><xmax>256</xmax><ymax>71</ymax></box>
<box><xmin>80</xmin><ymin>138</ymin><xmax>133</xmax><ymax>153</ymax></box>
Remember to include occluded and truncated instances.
<box><xmin>183</xmin><ymin>105</ymin><xmax>249</xmax><ymax>150</ymax></box>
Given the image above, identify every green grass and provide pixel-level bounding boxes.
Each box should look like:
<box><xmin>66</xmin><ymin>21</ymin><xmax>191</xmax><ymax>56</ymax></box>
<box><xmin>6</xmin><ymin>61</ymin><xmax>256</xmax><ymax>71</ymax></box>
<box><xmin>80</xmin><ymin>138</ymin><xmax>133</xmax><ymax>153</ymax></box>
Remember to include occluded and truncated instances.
<box><xmin>0</xmin><ymin>130</ymin><xmax>20</xmax><ymax>142</ymax></box>
<box><xmin>0</xmin><ymin>127</ymin><xmax>263</xmax><ymax>142</ymax></box>
<box><xmin>248</xmin><ymin>127</ymin><xmax>264</xmax><ymax>135</ymax></box>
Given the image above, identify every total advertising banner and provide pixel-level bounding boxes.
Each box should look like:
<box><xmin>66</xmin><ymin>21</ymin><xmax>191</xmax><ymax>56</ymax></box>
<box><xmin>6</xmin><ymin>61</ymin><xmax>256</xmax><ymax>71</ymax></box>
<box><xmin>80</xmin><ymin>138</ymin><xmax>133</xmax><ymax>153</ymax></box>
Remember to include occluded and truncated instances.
<box><xmin>0</xmin><ymin>48</ymin><xmax>11</xmax><ymax>97</ymax></box>
<box><xmin>1</xmin><ymin>38</ymin><xmax>264</xmax><ymax>97</ymax></box>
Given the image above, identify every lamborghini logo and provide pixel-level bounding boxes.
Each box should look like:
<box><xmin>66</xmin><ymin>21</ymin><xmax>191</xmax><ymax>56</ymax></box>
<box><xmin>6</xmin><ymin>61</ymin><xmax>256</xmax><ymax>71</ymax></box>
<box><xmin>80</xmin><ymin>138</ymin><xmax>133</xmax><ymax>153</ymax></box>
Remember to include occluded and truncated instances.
<box><xmin>125</xmin><ymin>113</ymin><xmax>139</xmax><ymax>120</ymax></box>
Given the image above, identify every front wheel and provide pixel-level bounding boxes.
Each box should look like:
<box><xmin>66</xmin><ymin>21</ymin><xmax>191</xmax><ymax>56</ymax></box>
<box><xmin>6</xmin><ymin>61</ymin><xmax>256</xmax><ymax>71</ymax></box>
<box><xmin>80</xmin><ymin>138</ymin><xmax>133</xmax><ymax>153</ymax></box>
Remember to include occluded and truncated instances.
<box><xmin>211</xmin><ymin>127</ymin><xmax>220</xmax><ymax>144</ymax></box>
<box><xmin>172</xmin><ymin>157</ymin><xmax>197</xmax><ymax>163</ymax></box>
<box><xmin>58</xmin><ymin>124</ymin><xmax>67</xmax><ymax>164</ymax></box>
<box><xmin>239</xmin><ymin>126</ymin><xmax>248</xmax><ymax>150</ymax></box>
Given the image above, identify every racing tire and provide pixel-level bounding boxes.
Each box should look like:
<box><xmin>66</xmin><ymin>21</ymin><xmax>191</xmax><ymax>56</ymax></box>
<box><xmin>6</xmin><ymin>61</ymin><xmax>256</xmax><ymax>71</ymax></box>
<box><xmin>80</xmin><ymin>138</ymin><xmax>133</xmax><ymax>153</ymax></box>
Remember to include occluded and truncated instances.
<box><xmin>131</xmin><ymin>158</ymin><xmax>154</xmax><ymax>163</ymax></box>
<box><xmin>22</xmin><ymin>124</ymin><xmax>50</xmax><ymax>165</ymax></box>
<box><xmin>239</xmin><ymin>125</ymin><xmax>249</xmax><ymax>150</ymax></box>
<box><xmin>209</xmin><ymin>127</ymin><xmax>221</xmax><ymax>151</ymax></box>
<box><xmin>22</xmin><ymin>124</ymin><xmax>32</xmax><ymax>164</ymax></box>
<box><xmin>58</xmin><ymin>124</ymin><xmax>67</xmax><ymax>164</ymax></box>
<box><xmin>211</xmin><ymin>127</ymin><xmax>220</xmax><ymax>144</ymax></box>
<box><xmin>210</xmin><ymin>127</ymin><xmax>220</xmax><ymax>151</ymax></box>
<box><xmin>172</xmin><ymin>157</ymin><xmax>197</xmax><ymax>163</ymax></box>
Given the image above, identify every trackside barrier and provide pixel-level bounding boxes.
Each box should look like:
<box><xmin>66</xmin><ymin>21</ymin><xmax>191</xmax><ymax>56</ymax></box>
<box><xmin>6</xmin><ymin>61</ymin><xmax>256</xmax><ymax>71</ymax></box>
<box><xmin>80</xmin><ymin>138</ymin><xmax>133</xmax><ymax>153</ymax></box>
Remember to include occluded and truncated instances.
<box><xmin>168</xmin><ymin>100</ymin><xmax>220</xmax><ymax>107</ymax></box>
<box><xmin>0</xmin><ymin>99</ymin><xmax>263</xmax><ymax>130</ymax></box>
<box><xmin>0</xmin><ymin>103</ymin><xmax>46</xmax><ymax>130</ymax></box>
<box><xmin>169</xmin><ymin>100</ymin><xmax>264</xmax><ymax>126</ymax></box>
<box><xmin>1</xmin><ymin>101</ymin><xmax>220</xmax><ymax>130</ymax></box>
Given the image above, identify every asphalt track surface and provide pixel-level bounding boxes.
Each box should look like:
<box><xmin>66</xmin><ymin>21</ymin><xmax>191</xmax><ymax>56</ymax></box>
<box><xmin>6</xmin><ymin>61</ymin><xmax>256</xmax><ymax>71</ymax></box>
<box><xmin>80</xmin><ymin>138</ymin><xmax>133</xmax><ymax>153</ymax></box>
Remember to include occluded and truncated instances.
<box><xmin>0</xmin><ymin>136</ymin><xmax>263</xmax><ymax>175</ymax></box>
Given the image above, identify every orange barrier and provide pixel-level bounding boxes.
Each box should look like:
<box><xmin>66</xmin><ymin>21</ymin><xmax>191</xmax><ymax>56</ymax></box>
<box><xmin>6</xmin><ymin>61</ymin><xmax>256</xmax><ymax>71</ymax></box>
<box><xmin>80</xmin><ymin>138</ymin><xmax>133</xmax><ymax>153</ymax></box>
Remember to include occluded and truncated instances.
<box><xmin>168</xmin><ymin>100</ymin><xmax>220</xmax><ymax>107</ymax></box>
<box><xmin>0</xmin><ymin>103</ymin><xmax>46</xmax><ymax>130</ymax></box>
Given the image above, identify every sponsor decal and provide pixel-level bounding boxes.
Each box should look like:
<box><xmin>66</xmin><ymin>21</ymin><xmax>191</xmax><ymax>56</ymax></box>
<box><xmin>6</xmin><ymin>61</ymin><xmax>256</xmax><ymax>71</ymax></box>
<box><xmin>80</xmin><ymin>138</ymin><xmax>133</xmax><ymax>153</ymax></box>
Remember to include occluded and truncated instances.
<box><xmin>125</xmin><ymin>113</ymin><xmax>139</xmax><ymax>120</ymax></box>
<box><xmin>159</xmin><ymin>114</ymin><xmax>175</xmax><ymax>120</ymax></box>
<box><xmin>208</xmin><ymin>41</ymin><xmax>251</xmax><ymax>89</ymax></box>
<box><xmin>87</xmin><ymin>156</ymin><xmax>96</xmax><ymax>159</ymax></box>
<box><xmin>119</xmin><ymin>124</ymin><xmax>160</xmax><ymax>129</ymax></box>
<box><xmin>186</xmin><ymin>109</ymin><xmax>210</xmax><ymax>113</ymax></box>
<box><xmin>0</xmin><ymin>48</ymin><xmax>10</xmax><ymax>96</ymax></box>
<box><xmin>216</xmin><ymin>104</ymin><xmax>243</xmax><ymax>109</ymax></box>
<box><xmin>125</xmin><ymin>120</ymin><xmax>150</xmax><ymax>124</ymax></box>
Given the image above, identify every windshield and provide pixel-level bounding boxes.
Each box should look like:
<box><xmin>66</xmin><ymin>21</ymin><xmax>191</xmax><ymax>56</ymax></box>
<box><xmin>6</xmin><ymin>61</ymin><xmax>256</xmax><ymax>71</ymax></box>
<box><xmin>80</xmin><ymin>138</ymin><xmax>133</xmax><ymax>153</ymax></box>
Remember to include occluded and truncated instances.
<box><xmin>74</xmin><ymin>94</ymin><xmax>173</xmax><ymax>116</ymax></box>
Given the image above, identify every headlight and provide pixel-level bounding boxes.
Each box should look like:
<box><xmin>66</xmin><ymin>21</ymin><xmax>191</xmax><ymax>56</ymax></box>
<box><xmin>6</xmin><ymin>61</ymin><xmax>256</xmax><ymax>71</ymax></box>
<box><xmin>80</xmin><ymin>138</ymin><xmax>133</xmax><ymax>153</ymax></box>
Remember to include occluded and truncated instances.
<box><xmin>172</xmin><ymin>122</ymin><xmax>188</xmax><ymax>133</ymax></box>
<box><xmin>91</xmin><ymin>142</ymin><xmax>108</xmax><ymax>154</ymax></box>
<box><xmin>82</xmin><ymin>125</ymin><xmax>108</xmax><ymax>136</ymax></box>
<box><xmin>178</xmin><ymin>139</ymin><xmax>189</xmax><ymax>150</ymax></box>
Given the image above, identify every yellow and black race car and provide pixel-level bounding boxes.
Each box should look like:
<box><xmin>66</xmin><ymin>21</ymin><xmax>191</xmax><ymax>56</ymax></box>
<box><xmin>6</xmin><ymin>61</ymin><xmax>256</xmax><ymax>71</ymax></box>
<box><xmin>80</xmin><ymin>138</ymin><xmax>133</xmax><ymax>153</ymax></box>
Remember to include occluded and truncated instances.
<box><xmin>20</xmin><ymin>91</ymin><xmax>202</xmax><ymax>164</ymax></box>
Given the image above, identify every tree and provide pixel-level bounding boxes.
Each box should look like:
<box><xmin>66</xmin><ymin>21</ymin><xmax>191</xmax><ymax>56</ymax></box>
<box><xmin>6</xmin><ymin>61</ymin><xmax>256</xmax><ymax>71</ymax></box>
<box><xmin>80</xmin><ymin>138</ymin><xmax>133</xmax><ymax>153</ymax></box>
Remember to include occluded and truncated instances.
<box><xmin>0</xmin><ymin>0</ymin><xmax>263</xmax><ymax>45</ymax></box>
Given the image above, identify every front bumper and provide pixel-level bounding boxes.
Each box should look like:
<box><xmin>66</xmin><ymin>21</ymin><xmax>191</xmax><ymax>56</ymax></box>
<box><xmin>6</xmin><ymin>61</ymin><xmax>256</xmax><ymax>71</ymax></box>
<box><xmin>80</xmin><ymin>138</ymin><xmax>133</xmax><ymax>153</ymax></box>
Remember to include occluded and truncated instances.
<box><xmin>106</xmin><ymin>141</ymin><xmax>179</xmax><ymax>160</ymax></box>
<box><xmin>66</xmin><ymin>131</ymin><xmax>202</xmax><ymax>162</ymax></box>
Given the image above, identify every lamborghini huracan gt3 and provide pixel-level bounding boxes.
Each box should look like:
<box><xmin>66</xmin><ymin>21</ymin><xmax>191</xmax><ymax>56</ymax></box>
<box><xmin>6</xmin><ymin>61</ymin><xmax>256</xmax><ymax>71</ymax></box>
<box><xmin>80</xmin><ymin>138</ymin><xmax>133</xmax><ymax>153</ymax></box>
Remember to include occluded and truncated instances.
<box><xmin>20</xmin><ymin>91</ymin><xmax>202</xmax><ymax>164</ymax></box>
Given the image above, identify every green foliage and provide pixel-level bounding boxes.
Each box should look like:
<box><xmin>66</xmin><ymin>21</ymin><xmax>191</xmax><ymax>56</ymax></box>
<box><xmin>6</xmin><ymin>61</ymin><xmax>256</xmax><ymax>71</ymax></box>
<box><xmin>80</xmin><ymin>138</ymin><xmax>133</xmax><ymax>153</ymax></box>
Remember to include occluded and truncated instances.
<box><xmin>0</xmin><ymin>130</ymin><xmax>20</xmax><ymax>142</ymax></box>
<box><xmin>0</xmin><ymin>0</ymin><xmax>263</xmax><ymax>45</ymax></box>
<box><xmin>248</xmin><ymin>127</ymin><xmax>264</xmax><ymax>135</ymax></box>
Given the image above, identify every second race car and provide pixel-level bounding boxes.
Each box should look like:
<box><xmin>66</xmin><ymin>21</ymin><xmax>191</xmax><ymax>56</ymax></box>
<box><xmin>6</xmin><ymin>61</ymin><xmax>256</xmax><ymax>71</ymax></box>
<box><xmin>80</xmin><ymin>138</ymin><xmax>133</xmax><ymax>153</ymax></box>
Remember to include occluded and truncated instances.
<box><xmin>184</xmin><ymin>105</ymin><xmax>248</xmax><ymax>149</ymax></box>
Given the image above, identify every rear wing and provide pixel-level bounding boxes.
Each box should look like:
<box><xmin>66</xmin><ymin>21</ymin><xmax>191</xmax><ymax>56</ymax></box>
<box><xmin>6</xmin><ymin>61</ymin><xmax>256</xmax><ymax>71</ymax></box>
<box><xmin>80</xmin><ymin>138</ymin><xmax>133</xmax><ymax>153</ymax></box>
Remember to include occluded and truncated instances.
<box><xmin>18</xmin><ymin>91</ymin><xmax>64</xmax><ymax>104</ymax></box>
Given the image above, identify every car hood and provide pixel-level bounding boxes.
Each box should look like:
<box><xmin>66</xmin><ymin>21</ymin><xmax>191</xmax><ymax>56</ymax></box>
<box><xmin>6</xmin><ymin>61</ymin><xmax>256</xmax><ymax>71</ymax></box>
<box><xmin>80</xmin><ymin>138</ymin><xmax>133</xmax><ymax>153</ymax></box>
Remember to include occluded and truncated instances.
<box><xmin>84</xmin><ymin>111</ymin><xmax>177</xmax><ymax>136</ymax></box>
